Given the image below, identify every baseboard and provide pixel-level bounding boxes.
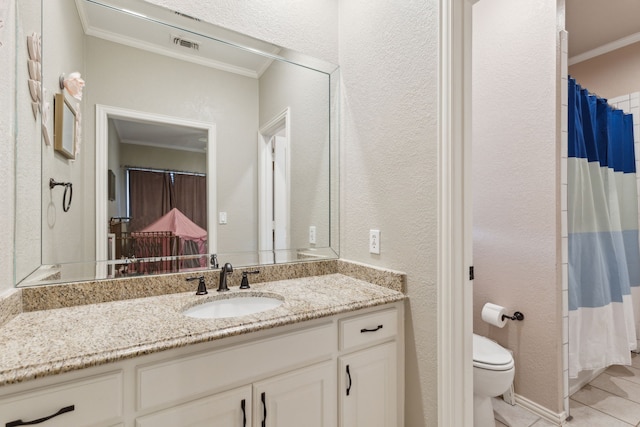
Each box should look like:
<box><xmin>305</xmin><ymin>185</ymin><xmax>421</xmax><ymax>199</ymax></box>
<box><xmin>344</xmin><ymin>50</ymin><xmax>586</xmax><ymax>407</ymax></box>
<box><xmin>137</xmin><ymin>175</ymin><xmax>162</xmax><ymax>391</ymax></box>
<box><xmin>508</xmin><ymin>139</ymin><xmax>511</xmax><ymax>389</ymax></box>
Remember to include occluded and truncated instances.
<box><xmin>514</xmin><ymin>393</ymin><xmax>568</xmax><ymax>426</ymax></box>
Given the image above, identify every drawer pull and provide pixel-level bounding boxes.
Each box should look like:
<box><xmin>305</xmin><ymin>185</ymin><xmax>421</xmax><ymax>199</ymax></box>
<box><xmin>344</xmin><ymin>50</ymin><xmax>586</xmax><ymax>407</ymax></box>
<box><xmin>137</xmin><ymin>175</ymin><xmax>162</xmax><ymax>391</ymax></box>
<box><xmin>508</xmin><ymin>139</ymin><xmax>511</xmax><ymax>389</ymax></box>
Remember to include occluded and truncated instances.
<box><xmin>261</xmin><ymin>392</ymin><xmax>267</xmax><ymax>427</ymax></box>
<box><xmin>6</xmin><ymin>405</ymin><xmax>75</xmax><ymax>427</ymax></box>
<box><xmin>346</xmin><ymin>365</ymin><xmax>352</xmax><ymax>396</ymax></box>
<box><xmin>241</xmin><ymin>399</ymin><xmax>247</xmax><ymax>427</ymax></box>
<box><xmin>360</xmin><ymin>324</ymin><xmax>383</xmax><ymax>333</ymax></box>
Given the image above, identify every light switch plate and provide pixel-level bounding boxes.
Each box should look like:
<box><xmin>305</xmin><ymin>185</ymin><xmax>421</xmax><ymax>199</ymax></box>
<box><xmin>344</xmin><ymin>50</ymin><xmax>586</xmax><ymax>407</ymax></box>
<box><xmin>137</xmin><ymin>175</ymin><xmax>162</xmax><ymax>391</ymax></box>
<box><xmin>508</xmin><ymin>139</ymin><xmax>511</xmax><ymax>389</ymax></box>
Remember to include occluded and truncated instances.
<box><xmin>369</xmin><ymin>229</ymin><xmax>380</xmax><ymax>254</ymax></box>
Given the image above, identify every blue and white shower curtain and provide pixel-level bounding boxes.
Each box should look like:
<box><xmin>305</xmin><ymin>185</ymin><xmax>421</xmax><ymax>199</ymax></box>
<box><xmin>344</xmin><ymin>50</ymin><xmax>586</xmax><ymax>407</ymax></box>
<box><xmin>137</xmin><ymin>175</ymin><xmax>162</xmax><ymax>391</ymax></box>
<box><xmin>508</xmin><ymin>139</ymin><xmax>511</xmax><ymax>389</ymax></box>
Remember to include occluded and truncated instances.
<box><xmin>568</xmin><ymin>78</ymin><xmax>640</xmax><ymax>378</ymax></box>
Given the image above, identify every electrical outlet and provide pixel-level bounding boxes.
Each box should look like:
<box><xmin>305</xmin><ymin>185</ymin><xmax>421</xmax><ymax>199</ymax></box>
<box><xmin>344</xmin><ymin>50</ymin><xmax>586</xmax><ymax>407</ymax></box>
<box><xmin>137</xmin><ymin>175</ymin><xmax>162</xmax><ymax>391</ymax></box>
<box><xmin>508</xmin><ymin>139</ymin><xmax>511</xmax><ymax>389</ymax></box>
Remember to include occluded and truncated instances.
<box><xmin>309</xmin><ymin>226</ymin><xmax>316</xmax><ymax>244</ymax></box>
<box><xmin>369</xmin><ymin>229</ymin><xmax>380</xmax><ymax>254</ymax></box>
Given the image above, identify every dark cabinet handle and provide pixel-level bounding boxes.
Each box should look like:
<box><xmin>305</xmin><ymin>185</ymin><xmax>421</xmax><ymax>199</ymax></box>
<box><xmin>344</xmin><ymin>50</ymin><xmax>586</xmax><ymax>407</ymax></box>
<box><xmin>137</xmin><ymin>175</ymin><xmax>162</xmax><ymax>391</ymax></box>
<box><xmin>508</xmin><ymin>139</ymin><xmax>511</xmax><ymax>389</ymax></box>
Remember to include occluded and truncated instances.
<box><xmin>261</xmin><ymin>392</ymin><xmax>267</xmax><ymax>427</ymax></box>
<box><xmin>6</xmin><ymin>405</ymin><xmax>75</xmax><ymax>427</ymax></box>
<box><xmin>360</xmin><ymin>324</ymin><xmax>383</xmax><ymax>333</ymax></box>
<box><xmin>346</xmin><ymin>365</ymin><xmax>352</xmax><ymax>396</ymax></box>
<box><xmin>241</xmin><ymin>399</ymin><xmax>246</xmax><ymax>427</ymax></box>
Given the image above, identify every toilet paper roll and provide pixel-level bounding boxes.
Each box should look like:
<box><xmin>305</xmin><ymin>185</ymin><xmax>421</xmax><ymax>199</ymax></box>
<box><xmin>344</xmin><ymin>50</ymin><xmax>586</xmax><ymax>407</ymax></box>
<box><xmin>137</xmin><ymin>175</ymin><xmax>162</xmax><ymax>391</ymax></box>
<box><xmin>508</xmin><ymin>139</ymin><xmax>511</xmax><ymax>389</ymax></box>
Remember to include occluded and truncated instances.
<box><xmin>481</xmin><ymin>303</ymin><xmax>508</xmax><ymax>328</ymax></box>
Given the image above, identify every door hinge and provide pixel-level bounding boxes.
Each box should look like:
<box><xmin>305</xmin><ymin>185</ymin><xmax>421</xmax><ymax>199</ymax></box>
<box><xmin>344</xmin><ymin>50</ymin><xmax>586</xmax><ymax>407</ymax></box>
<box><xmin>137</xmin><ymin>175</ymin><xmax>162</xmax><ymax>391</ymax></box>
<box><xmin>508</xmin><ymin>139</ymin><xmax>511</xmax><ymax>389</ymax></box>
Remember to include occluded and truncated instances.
<box><xmin>469</xmin><ymin>266</ymin><xmax>474</xmax><ymax>281</ymax></box>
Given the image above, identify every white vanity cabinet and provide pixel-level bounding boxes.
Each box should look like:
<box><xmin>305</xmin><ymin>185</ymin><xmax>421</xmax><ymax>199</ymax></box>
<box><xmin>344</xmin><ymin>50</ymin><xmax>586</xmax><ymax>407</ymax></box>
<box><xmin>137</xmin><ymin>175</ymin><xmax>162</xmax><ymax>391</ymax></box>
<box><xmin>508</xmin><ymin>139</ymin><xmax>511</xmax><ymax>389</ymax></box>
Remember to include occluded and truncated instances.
<box><xmin>338</xmin><ymin>308</ymin><xmax>401</xmax><ymax>427</ymax></box>
<box><xmin>0</xmin><ymin>302</ymin><xmax>403</xmax><ymax>427</ymax></box>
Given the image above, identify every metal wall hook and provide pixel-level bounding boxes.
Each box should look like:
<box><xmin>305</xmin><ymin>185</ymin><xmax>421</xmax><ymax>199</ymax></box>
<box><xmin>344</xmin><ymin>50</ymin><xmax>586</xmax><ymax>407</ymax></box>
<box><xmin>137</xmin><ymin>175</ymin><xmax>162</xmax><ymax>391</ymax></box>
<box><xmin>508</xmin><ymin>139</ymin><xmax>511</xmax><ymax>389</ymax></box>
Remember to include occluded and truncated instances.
<box><xmin>49</xmin><ymin>178</ymin><xmax>73</xmax><ymax>212</ymax></box>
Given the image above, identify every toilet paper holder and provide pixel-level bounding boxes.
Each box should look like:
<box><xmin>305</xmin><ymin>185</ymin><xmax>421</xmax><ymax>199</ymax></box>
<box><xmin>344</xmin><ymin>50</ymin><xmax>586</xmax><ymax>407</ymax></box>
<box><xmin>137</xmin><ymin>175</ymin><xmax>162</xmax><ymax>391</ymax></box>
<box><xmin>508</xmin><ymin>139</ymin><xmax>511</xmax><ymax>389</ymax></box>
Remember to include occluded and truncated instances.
<box><xmin>502</xmin><ymin>311</ymin><xmax>525</xmax><ymax>322</ymax></box>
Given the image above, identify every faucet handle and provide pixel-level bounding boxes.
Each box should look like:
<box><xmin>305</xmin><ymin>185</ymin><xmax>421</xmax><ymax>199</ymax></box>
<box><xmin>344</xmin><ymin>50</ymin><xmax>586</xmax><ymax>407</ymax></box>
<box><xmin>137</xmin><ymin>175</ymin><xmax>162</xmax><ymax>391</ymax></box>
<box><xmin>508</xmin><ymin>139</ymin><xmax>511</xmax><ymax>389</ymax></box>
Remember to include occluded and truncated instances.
<box><xmin>240</xmin><ymin>270</ymin><xmax>260</xmax><ymax>289</ymax></box>
<box><xmin>187</xmin><ymin>276</ymin><xmax>208</xmax><ymax>295</ymax></box>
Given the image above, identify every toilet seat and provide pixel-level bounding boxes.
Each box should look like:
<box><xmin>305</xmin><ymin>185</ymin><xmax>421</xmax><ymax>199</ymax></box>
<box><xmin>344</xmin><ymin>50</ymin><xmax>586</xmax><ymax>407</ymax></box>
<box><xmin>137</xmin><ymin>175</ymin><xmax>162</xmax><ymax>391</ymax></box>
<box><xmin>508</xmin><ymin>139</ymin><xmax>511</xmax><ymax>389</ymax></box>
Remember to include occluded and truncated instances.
<box><xmin>473</xmin><ymin>334</ymin><xmax>514</xmax><ymax>371</ymax></box>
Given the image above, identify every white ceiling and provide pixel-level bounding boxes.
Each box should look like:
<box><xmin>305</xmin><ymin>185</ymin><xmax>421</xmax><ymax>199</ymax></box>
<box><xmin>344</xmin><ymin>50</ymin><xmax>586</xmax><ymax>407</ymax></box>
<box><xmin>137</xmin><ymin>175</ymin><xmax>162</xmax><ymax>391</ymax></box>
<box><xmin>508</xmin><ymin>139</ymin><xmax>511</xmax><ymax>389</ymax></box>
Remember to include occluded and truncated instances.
<box><xmin>111</xmin><ymin>119</ymin><xmax>208</xmax><ymax>153</ymax></box>
<box><xmin>566</xmin><ymin>0</ymin><xmax>640</xmax><ymax>62</ymax></box>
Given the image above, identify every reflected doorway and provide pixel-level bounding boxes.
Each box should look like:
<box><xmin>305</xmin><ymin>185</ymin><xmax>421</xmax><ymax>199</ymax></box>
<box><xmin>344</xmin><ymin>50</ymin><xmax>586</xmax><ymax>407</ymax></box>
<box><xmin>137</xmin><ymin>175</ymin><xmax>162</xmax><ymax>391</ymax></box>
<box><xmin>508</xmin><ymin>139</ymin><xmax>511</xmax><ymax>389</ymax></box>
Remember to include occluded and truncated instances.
<box><xmin>95</xmin><ymin>105</ymin><xmax>217</xmax><ymax>278</ymax></box>
<box><xmin>258</xmin><ymin>108</ymin><xmax>291</xmax><ymax>263</ymax></box>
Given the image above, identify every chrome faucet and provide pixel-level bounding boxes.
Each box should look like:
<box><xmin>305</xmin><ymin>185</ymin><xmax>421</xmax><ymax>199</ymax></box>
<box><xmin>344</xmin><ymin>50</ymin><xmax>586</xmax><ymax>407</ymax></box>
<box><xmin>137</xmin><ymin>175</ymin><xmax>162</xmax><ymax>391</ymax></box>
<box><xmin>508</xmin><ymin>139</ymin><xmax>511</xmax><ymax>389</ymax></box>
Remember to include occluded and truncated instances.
<box><xmin>218</xmin><ymin>263</ymin><xmax>233</xmax><ymax>292</ymax></box>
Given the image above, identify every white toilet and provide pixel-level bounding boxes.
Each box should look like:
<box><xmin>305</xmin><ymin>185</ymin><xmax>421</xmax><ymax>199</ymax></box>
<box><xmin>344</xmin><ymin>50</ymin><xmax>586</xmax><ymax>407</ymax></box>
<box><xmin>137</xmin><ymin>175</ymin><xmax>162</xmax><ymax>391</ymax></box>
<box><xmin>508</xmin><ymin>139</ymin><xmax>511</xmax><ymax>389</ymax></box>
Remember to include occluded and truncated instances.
<box><xmin>473</xmin><ymin>333</ymin><xmax>515</xmax><ymax>427</ymax></box>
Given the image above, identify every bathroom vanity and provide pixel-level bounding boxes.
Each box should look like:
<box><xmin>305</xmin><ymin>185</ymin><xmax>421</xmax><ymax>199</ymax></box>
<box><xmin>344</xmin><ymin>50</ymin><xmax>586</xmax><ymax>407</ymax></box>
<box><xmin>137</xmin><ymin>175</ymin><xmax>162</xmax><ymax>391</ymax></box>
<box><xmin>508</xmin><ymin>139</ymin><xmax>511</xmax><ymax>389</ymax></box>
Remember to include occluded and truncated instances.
<box><xmin>5</xmin><ymin>0</ymin><xmax>404</xmax><ymax>424</ymax></box>
<box><xmin>0</xmin><ymin>273</ymin><xmax>405</xmax><ymax>427</ymax></box>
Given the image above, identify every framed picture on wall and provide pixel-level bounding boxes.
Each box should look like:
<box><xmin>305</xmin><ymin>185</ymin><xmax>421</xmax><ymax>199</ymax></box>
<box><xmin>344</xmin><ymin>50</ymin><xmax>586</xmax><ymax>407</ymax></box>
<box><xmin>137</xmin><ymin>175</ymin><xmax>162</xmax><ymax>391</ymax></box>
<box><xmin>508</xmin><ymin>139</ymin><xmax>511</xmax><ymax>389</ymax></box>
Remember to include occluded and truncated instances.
<box><xmin>54</xmin><ymin>93</ymin><xmax>77</xmax><ymax>159</ymax></box>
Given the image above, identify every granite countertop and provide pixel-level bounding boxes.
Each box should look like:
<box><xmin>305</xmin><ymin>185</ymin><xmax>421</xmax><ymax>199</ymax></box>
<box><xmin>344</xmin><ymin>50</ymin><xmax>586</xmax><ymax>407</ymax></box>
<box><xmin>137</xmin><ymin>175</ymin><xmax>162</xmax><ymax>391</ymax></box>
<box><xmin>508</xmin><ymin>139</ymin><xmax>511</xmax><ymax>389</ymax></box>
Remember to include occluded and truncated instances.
<box><xmin>0</xmin><ymin>273</ymin><xmax>405</xmax><ymax>387</ymax></box>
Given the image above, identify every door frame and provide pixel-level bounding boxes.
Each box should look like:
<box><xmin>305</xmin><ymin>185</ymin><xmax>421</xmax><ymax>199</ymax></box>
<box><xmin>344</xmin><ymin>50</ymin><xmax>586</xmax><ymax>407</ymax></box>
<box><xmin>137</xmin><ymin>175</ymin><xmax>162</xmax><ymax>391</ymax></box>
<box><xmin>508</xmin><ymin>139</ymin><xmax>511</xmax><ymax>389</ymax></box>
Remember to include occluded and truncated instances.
<box><xmin>437</xmin><ymin>0</ymin><xmax>475</xmax><ymax>426</ymax></box>
<box><xmin>95</xmin><ymin>104</ymin><xmax>217</xmax><ymax>276</ymax></box>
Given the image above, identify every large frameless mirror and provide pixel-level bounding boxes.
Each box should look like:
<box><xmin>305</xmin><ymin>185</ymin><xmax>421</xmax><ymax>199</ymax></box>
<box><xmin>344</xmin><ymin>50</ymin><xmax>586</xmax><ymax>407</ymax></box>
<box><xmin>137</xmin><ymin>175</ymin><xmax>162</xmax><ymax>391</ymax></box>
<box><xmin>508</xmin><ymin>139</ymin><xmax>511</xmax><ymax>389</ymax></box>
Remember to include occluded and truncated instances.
<box><xmin>14</xmin><ymin>0</ymin><xmax>339</xmax><ymax>286</ymax></box>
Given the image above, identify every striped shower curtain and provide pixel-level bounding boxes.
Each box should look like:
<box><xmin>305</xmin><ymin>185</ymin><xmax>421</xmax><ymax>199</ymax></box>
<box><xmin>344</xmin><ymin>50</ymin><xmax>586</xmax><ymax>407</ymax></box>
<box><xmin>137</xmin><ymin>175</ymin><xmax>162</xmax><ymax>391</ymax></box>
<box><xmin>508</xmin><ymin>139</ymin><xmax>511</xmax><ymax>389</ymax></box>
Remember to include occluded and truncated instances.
<box><xmin>568</xmin><ymin>77</ymin><xmax>640</xmax><ymax>378</ymax></box>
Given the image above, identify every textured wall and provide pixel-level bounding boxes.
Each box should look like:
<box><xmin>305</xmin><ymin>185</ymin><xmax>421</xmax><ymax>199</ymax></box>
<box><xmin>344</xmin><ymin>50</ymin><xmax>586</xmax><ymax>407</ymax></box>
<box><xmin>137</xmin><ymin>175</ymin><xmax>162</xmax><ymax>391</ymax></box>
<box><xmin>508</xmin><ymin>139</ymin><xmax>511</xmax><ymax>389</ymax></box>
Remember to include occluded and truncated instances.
<box><xmin>472</xmin><ymin>0</ymin><xmax>564</xmax><ymax>413</ymax></box>
<box><xmin>144</xmin><ymin>0</ymin><xmax>339</xmax><ymax>66</ymax></box>
<box><xmin>339</xmin><ymin>1</ymin><xmax>439</xmax><ymax>425</ymax></box>
<box><xmin>0</xmin><ymin>0</ymin><xmax>16</xmax><ymax>292</ymax></box>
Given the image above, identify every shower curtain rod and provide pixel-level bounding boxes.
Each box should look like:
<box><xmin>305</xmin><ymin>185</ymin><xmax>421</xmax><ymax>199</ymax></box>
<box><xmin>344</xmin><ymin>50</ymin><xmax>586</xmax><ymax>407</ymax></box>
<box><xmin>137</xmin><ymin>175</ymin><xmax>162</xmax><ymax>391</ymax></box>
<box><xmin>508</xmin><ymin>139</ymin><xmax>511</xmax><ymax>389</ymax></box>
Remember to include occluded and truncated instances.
<box><xmin>570</xmin><ymin>77</ymin><xmax>625</xmax><ymax>111</ymax></box>
<box><xmin>124</xmin><ymin>165</ymin><xmax>206</xmax><ymax>177</ymax></box>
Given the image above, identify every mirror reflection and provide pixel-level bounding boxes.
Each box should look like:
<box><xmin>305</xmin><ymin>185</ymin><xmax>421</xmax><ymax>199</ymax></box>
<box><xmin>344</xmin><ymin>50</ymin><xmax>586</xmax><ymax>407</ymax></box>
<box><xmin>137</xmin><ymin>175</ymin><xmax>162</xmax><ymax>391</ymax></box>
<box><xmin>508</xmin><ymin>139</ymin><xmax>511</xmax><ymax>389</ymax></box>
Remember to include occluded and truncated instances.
<box><xmin>14</xmin><ymin>0</ymin><xmax>339</xmax><ymax>286</ymax></box>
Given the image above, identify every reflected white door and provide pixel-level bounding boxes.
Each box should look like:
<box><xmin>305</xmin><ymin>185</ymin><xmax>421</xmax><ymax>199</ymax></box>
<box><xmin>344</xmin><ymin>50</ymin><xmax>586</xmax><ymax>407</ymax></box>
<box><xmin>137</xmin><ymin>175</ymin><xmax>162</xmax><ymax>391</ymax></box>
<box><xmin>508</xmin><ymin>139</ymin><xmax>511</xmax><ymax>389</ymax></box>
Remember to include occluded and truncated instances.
<box><xmin>258</xmin><ymin>108</ymin><xmax>291</xmax><ymax>263</ymax></box>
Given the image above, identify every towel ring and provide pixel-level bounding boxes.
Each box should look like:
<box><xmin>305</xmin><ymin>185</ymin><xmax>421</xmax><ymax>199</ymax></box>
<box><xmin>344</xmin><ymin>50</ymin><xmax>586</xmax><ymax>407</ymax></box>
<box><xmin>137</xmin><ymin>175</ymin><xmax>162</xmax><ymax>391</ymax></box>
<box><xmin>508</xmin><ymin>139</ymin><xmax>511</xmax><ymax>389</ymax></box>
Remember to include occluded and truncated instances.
<box><xmin>49</xmin><ymin>178</ymin><xmax>73</xmax><ymax>212</ymax></box>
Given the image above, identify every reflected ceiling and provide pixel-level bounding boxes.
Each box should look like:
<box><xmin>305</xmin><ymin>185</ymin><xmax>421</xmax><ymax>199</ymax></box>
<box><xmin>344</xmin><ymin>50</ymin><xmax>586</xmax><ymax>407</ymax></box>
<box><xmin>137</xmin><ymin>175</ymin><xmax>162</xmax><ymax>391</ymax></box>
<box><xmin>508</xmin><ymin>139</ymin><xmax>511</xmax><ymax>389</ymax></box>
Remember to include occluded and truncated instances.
<box><xmin>77</xmin><ymin>0</ymin><xmax>281</xmax><ymax>77</ymax></box>
<box><xmin>112</xmin><ymin>119</ymin><xmax>207</xmax><ymax>152</ymax></box>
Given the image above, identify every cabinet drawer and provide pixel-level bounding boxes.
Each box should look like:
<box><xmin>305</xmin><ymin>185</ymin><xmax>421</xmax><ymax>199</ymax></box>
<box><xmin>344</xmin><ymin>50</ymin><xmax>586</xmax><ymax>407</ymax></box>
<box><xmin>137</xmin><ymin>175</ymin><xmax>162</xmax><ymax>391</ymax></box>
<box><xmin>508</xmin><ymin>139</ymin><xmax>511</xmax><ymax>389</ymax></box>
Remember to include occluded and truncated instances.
<box><xmin>0</xmin><ymin>371</ymin><xmax>123</xmax><ymax>427</ymax></box>
<box><xmin>135</xmin><ymin>385</ymin><xmax>251</xmax><ymax>427</ymax></box>
<box><xmin>137</xmin><ymin>322</ymin><xmax>335</xmax><ymax>411</ymax></box>
<box><xmin>340</xmin><ymin>308</ymin><xmax>397</xmax><ymax>351</ymax></box>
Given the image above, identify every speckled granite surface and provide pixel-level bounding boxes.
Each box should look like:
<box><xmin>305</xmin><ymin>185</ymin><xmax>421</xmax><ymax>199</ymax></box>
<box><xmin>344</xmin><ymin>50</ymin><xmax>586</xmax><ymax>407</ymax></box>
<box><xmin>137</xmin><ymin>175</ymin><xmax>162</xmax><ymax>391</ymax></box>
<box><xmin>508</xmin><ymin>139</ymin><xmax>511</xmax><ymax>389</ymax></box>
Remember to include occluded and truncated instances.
<box><xmin>20</xmin><ymin>260</ymin><xmax>339</xmax><ymax>312</ymax></box>
<box><xmin>0</xmin><ymin>290</ymin><xmax>22</xmax><ymax>329</ymax></box>
<box><xmin>19</xmin><ymin>259</ymin><xmax>404</xmax><ymax>312</ymax></box>
<box><xmin>337</xmin><ymin>259</ymin><xmax>405</xmax><ymax>293</ymax></box>
<box><xmin>0</xmin><ymin>273</ymin><xmax>405</xmax><ymax>386</ymax></box>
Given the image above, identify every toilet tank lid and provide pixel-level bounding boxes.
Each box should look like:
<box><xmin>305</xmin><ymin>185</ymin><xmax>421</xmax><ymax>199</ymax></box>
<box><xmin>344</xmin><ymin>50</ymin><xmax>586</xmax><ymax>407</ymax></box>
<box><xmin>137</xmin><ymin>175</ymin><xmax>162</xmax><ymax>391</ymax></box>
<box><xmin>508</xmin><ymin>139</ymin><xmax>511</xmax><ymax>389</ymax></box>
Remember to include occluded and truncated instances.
<box><xmin>473</xmin><ymin>334</ymin><xmax>514</xmax><ymax>369</ymax></box>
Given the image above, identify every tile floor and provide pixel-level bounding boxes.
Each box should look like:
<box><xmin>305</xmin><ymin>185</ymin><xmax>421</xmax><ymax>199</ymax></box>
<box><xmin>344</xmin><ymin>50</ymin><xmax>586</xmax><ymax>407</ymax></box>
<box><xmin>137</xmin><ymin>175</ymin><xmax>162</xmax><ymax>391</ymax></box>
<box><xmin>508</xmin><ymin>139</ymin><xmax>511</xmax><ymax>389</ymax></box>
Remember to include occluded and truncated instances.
<box><xmin>494</xmin><ymin>354</ymin><xmax>640</xmax><ymax>426</ymax></box>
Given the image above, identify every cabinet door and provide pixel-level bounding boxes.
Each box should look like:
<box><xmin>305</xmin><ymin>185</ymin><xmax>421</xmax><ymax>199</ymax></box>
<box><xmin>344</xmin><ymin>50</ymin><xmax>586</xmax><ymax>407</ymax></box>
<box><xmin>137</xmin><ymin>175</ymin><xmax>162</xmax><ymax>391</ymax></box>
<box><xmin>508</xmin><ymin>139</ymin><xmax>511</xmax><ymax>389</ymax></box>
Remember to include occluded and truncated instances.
<box><xmin>254</xmin><ymin>361</ymin><xmax>335</xmax><ymax>427</ymax></box>
<box><xmin>339</xmin><ymin>342</ymin><xmax>397</xmax><ymax>427</ymax></box>
<box><xmin>135</xmin><ymin>386</ymin><xmax>251</xmax><ymax>427</ymax></box>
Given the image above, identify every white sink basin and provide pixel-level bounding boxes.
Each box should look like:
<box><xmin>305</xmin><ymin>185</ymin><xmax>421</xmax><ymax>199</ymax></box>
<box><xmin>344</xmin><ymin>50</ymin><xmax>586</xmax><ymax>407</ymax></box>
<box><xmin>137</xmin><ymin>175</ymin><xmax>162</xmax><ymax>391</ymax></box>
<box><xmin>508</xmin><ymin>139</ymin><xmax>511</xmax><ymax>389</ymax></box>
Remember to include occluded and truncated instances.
<box><xmin>182</xmin><ymin>295</ymin><xmax>283</xmax><ymax>319</ymax></box>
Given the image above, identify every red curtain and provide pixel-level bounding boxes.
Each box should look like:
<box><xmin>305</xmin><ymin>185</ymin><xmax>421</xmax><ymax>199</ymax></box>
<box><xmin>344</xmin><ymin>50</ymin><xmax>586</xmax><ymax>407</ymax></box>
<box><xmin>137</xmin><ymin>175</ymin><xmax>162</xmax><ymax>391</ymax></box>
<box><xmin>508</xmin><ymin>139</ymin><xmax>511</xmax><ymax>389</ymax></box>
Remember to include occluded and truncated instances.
<box><xmin>128</xmin><ymin>170</ymin><xmax>174</xmax><ymax>231</ymax></box>
<box><xmin>128</xmin><ymin>169</ymin><xmax>206</xmax><ymax>231</ymax></box>
<box><xmin>174</xmin><ymin>174</ymin><xmax>207</xmax><ymax>229</ymax></box>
